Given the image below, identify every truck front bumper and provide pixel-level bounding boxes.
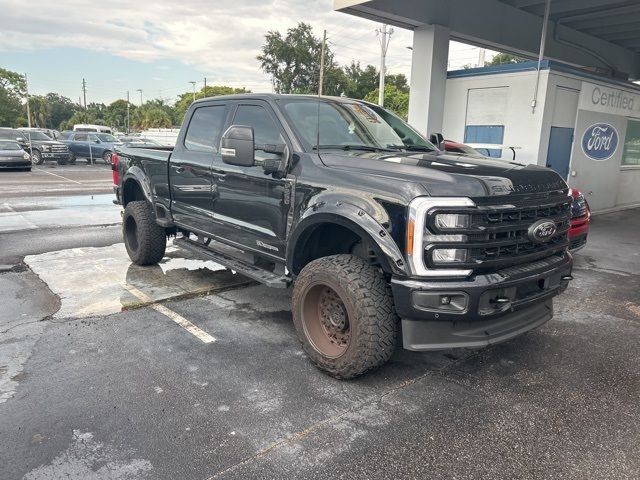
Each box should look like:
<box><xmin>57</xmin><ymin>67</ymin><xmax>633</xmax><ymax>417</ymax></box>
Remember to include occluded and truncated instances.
<box><xmin>391</xmin><ymin>253</ymin><xmax>573</xmax><ymax>351</ymax></box>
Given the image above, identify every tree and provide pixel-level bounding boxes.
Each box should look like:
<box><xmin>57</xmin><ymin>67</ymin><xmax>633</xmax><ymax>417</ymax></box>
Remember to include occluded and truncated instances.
<box><xmin>106</xmin><ymin>99</ymin><xmax>134</xmax><ymax>131</ymax></box>
<box><xmin>364</xmin><ymin>84</ymin><xmax>409</xmax><ymax>119</ymax></box>
<box><xmin>45</xmin><ymin>93</ymin><xmax>79</xmax><ymax>129</ymax></box>
<box><xmin>173</xmin><ymin>85</ymin><xmax>251</xmax><ymax>124</ymax></box>
<box><xmin>258</xmin><ymin>22</ymin><xmax>343</xmax><ymax>95</ymax></box>
<box><xmin>487</xmin><ymin>53</ymin><xmax>528</xmax><ymax>66</ymax></box>
<box><xmin>0</xmin><ymin>68</ymin><xmax>26</xmax><ymax>127</ymax></box>
<box><xmin>342</xmin><ymin>62</ymin><xmax>378</xmax><ymax>99</ymax></box>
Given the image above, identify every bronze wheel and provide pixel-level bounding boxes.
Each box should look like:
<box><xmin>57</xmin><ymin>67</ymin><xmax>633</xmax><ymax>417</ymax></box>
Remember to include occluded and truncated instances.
<box><xmin>301</xmin><ymin>284</ymin><xmax>352</xmax><ymax>358</ymax></box>
<box><xmin>292</xmin><ymin>254</ymin><xmax>398</xmax><ymax>379</ymax></box>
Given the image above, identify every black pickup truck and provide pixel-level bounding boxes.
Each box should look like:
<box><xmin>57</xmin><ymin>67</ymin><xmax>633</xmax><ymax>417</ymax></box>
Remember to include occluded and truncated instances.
<box><xmin>113</xmin><ymin>94</ymin><xmax>573</xmax><ymax>378</ymax></box>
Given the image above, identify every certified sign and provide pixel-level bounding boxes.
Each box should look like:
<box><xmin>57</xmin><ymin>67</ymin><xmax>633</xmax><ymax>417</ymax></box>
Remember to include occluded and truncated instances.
<box><xmin>581</xmin><ymin>123</ymin><xmax>619</xmax><ymax>161</ymax></box>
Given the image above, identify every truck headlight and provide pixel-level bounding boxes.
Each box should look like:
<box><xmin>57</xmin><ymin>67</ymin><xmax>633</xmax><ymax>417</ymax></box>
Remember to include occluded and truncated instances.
<box><xmin>23</xmin><ymin>152</ymin><xmax>30</xmax><ymax>160</ymax></box>
<box><xmin>432</xmin><ymin>248</ymin><xmax>468</xmax><ymax>264</ymax></box>
<box><xmin>434</xmin><ymin>213</ymin><xmax>470</xmax><ymax>229</ymax></box>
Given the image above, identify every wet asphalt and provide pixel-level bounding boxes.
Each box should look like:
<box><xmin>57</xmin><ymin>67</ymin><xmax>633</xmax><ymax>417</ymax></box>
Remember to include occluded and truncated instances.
<box><xmin>0</xmin><ymin>164</ymin><xmax>639</xmax><ymax>479</ymax></box>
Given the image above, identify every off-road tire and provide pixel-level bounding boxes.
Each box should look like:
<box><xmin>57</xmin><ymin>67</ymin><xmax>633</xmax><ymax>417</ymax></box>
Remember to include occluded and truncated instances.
<box><xmin>31</xmin><ymin>150</ymin><xmax>43</xmax><ymax>165</ymax></box>
<box><xmin>292</xmin><ymin>254</ymin><xmax>398</xmax><ymax>379</ymax></box>
<box><xmin>122</xmin><ymin>200</ymin><xmax>166</xmax><ymax>266</ymax></box>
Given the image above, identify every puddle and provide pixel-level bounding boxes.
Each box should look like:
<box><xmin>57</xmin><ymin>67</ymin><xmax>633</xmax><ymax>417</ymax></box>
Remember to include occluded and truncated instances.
<box><xmin>24</xmin><ymin>243</ymin><xmax>254</xmax><ymax>318</ymax></box>
<box><xmin>1</xmin><ymin>195</ymin><xmax>120</xmax><ymax>232</ymax></box>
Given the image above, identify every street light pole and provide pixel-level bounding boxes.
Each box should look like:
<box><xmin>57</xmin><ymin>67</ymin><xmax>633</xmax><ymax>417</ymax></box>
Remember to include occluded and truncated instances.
<box><xmin>137</xmin><ymin>89</ymin><xmax>143</xmax><ymax>106</ymax></box>
<box><xmin>189</xmin><ymin>81</ymin><xmax>196</xmax><ymax>102</ymax></box>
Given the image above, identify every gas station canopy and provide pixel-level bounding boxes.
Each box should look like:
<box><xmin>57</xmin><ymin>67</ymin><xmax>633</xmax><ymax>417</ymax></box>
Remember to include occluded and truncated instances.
<box><xmin>335</xmin><ymin>0</ymin><xmax>640</xmax><ymax>79</ymax></box>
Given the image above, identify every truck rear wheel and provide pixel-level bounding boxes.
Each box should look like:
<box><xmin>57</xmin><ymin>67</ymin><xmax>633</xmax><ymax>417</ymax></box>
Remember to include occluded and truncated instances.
<box><xmin>123</xmin><ymin>201</ymin><xmax>166</xmax><ymax>266</ymax></box>
<box><xmin>292</xmin><ymin>254</ymin><xmax>398</xmax><ymax>379</ymax></box>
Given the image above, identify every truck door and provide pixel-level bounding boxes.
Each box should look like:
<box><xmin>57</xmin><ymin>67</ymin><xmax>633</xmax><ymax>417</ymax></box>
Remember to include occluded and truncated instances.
<box><xmin>169</xmin><ymin>102</ymin><xmax>228</xmax><ymax>234</ymax></box>
<box><xmin>211</xmin><ymin>101</ymin><xmax>291</xmax><ymax>259</ymax></box>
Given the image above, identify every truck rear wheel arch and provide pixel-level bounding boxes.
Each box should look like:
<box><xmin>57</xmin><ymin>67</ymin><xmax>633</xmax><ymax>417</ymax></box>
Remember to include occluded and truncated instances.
<box><xmin>289</xmin><ymin>218</ymin><xmax>394</xmax><ymax>276</ymax></box>
<box><xmin>122</xmin><ymin>178</ymin><xmax>147</xmax><ymax>206</ymax></box>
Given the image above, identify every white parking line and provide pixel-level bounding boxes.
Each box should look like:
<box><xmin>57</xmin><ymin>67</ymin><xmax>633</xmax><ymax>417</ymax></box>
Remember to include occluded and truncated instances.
<box><xmin>33</xmin><ymin>168</ymin><xmax>83</xmax><ymax>184</ymax></box>
<box><xmin>124</xmin><ymin>284</ymin><xmax>217</xmax><ymax>344</ymax></box>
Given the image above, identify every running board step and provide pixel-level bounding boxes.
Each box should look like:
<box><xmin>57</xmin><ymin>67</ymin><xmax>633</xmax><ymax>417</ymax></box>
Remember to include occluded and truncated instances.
<box><xmin>173</xmin><ymin>237</ymin><xmax>290</xmax><ymax>289</ymax></box>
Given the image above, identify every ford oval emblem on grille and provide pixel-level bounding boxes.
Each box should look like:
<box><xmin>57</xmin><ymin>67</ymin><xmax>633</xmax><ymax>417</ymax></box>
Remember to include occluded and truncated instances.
<box><xmin>528</xmin><ymin>219</ymin><xmax>557</xmax><ymax>243</ymax></box>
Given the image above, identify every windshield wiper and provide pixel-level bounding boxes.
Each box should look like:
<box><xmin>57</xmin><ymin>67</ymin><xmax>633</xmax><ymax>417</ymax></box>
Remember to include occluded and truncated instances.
<box><xmin>386</xmin><ymin>144</ymin><xmax>436</xmax><ymax>152</ymax></box>
<box><xmin>313</xmin><ymin>144</ymin><xmax>394</xmax><ymax>152</ymax></box>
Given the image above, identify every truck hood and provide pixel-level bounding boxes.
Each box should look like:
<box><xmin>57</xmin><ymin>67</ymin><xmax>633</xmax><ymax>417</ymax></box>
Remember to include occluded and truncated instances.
<box><xmin>319</xmin><ymin>151</ymin><xmax>567</xmax><ymax>197</ymax></box>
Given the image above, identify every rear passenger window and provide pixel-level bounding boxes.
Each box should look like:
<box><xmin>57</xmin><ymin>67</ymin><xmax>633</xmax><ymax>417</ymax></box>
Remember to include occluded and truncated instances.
<box><xmin>74</xmin><ymin>134</ymin><xmax>88</xmax><ymax>141</ymax></box>
<box><xmin>184</xmin><ymin>105</ymin><xmax>226</xmax><ymax>153</ymax></box>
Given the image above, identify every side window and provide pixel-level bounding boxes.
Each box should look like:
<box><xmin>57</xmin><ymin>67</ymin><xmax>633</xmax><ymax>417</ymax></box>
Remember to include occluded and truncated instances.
<box><xmin>74</xmin><ymin>134</ymin><xmax>88</xmax><ymax>141</ymax></box>
<box><xmin>184</xmin><ymin>105</ymin><xmax>226</xmax><ymax>153</ymax></box>
<box><xmin>232</xmin><ymin>105</ymin><xmax>284</xmax><ymax>148</ymax></box>
<box><xmin>88</xmin><ymin>134</ymin><xmax>99</xmax><ymax>142</ymax></box>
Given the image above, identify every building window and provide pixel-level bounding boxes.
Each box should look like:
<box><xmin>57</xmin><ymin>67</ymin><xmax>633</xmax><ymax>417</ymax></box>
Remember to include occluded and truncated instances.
<box><xmin>621</xmin><ymin>119</ymin><xmax>640</xmax><ymax>166</ymax></box>
<box><xmin>464</xmin><ymin>125</ymin><xmax>505</xmax><ymax>158</ymax></box>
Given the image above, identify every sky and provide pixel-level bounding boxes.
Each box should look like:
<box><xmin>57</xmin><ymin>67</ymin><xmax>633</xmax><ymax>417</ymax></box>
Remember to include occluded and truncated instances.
<box><xmin>0</xmin><ymin>0</ymin><xmax>494</xmax><ymax>105</ymax></box>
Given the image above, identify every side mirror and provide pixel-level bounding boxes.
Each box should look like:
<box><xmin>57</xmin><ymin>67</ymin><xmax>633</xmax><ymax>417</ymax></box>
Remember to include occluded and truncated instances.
<box><xmin>221</xmin><ymin>125</ymin><xmax>255</xmax><ymax>167</ymax></box>
<box><xmin>16</xmin><ymin>137</ymin><xmax>25</xmax><ymax>142</ymax></box>
<box><xmin>429</xmin><ymin>132</ymin><xmax>444</xmax><ymax>150</ymax></box>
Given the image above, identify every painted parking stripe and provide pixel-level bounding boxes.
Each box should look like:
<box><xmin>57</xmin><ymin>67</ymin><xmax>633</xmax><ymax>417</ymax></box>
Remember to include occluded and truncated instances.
<box><xmin>124</xmin><ymin>284</ymin><xmax>217</xmax><ymax>344</ymax></box>
<box><xmin>33</xmin><ymin>168</ymin><xmax>83</xmax><ymax>184</ymax></box>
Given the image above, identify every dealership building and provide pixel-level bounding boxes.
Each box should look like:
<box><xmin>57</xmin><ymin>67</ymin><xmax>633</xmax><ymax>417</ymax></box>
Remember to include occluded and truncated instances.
<box><xmin>336</xmin><ymin>0</ymin><xmax>640</xmax><ymax>213</ymax></box>
<box><xmin>442</xmin><ymin>60</ymin><xmax>640</xmax><ymax>212</ymax></box>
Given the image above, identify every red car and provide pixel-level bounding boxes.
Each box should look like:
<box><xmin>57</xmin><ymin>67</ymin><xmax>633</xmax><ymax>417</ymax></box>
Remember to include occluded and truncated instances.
<box><xmin>568</xmin><ymin>189</ymin><xmax>590</xmax><ymax>251</ymax></box>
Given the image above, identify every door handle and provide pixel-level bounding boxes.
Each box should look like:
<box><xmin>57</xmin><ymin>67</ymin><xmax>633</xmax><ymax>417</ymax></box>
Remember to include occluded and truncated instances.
<box><xmin>174</xmin><ymin>166</ymin><xmax>185</xmax><ymax>174</ymax></box>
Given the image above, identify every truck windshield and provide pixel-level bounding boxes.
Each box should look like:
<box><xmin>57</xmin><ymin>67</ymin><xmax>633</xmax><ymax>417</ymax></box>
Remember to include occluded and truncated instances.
<box><xmin>279</xmin><ymin>98</ymin><xmax>436</xmax><ymax>153</ymax></box>
<box><xmin>22</xmin><ymin>131</ymin><xmax>50</xmax><ymax>141</ymax></box>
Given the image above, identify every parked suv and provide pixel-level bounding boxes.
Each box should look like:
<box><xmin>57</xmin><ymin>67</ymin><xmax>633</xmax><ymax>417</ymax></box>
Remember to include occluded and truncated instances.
<box><xmin>0</xmin><ymin>128</ymin><xmax>70</xmax><ymax>165</ymax></box>
<box><xmin>63</xmin><ymin>132</ymin><xmax>122</xmax><ymax>164</ymax></box>
<box><xmin>113</xmin><ymin>94</ymin><xmax>573</xmax><ymax>379</ymax></box>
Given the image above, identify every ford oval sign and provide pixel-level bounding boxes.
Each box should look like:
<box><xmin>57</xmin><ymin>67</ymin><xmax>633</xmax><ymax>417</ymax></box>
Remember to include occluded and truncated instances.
<box><xmin>581</xmin><ymin>123</ymin><xmax>618</xmax><ymax>161</ymax></box>
<box><xmin>528</xmin><ymin>219</ymin><xmax>557</xmax><ymax>243</ymax></box>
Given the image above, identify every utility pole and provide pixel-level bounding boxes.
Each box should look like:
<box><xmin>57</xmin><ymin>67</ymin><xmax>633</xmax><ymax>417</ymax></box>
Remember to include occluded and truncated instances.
<box><xmin>137</xmin><ymin>89</ymin><xmax>143</xmax><ymax>106</ymax></box>
<box><xmin>376</xmin><ymin>24</ymin><xmax>393</xmax><ymax>107</ymax></box>
<box><xmin>189</xmin><ymin>81</ymin><xmax>196</xmax><ymax>102</ymax></box>
<box><xmin>478</xmin><ymin>48</ymin><xmax>486</xmax><ymax>68</ymax></box>
<box><xmin>318</xmin><ymin>29</ymin><xmax>327</xmax><ymax>96</ymax></box>
<box><xmin>203</xmin><ymin>77</ymin><xmax>207</xmax><ymax>97</ymax></box>
<box><xmin>82</xmin><ymin>78</ymin><xmax>87</xmax><ymax>122</ymax></box>
<box><xmin>126</xmin><ymin>90</ymin><xmax>130</xmax><ymax>134</ymax></box>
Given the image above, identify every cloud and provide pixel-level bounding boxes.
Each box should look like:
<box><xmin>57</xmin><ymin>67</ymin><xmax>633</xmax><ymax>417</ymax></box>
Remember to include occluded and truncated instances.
<box><xmin>0</xmin><ymin>0</ymin><xmax>486</xmax><ymax>98</ymax></box>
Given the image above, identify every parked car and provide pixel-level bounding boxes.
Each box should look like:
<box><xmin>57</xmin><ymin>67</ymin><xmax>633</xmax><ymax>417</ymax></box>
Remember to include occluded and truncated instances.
<box><xmin>119</xmin><ymin>137</ymin><xmax>163</xmax><ymax>148</ymax></box>
<box><xmin>59</xmin><ymin>130</ymin><xmax>74</xmax><ymax>140</ymax></box>
<box><xmin>0</xmin><ymin>128</ymin><xmax>70</xmax><ymax>165</ymax></box>
<box><xmin>73</xmin><ymin>124</ymin><xmax>112</xmax><ymax>134</ymax></box>
<box><xmin>0</xmin><ymin>139</ymin><xmax>32</xmax><ymax>170</ymax></box>
<box><xmin>113</xmin><ymin>94</ymin><xmax>574</xmax><ymax>379</ymax></box>
<box><xmin>443</xmin><ymin>140</ymin><xmax>485</xmax><ymax>156</ymax></box>
<box><xmin>63</xmin><ymin>132</ymin><xmax>122</xmax><ymax>164</ymax></box>
<box><xmin>568</xmin><ymin>189</ymin><xmax>590</xmax><ymax>251</ymax></box>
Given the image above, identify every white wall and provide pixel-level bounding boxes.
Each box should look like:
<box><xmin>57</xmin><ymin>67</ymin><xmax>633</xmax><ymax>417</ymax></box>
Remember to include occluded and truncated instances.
<box><xmin>442</xmin><ymin>70</ymin><xmax>549</xmax><ymax>165</ymax></box>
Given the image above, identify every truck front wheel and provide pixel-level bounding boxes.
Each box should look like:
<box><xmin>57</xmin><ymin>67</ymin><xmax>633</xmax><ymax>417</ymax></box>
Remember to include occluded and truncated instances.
<box><xmin>123</xmin><ymin>201</ymin><xmax>166</xmax><ymax>265</ymax></box>
<box><xmin>292</xmin><ymin>254</ymin><xmax>398</xmax><ymax>379</ymax></box>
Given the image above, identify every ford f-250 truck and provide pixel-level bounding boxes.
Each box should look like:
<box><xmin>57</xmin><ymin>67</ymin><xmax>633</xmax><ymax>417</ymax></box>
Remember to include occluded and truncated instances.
<box><xmin>113</xmin><ymin>94</ymin><xmax>573</xmax><ymax>379</ymax></box>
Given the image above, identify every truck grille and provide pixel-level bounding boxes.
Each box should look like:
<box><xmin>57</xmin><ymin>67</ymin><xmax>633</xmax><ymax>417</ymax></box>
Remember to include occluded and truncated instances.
<box><xmin>51</xmin><ymin>144</ymin><xmax>69</xmax><ymax>153</ymax></box>
<box><xmin>424</xmin><ymin>194</ymin><xmax>571</xmax><ymax>272</ymax></box>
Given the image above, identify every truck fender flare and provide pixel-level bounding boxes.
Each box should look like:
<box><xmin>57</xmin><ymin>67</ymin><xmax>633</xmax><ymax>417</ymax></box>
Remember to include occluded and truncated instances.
<box><xmin>121</xmin><ymin>166</ymin><xmax>153</xmax><ymax>205</ymax></box>
<box><xmin>287</xmin><ymin>201</ymin><xmax>407</xmax><ymax>276</ymax></box>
